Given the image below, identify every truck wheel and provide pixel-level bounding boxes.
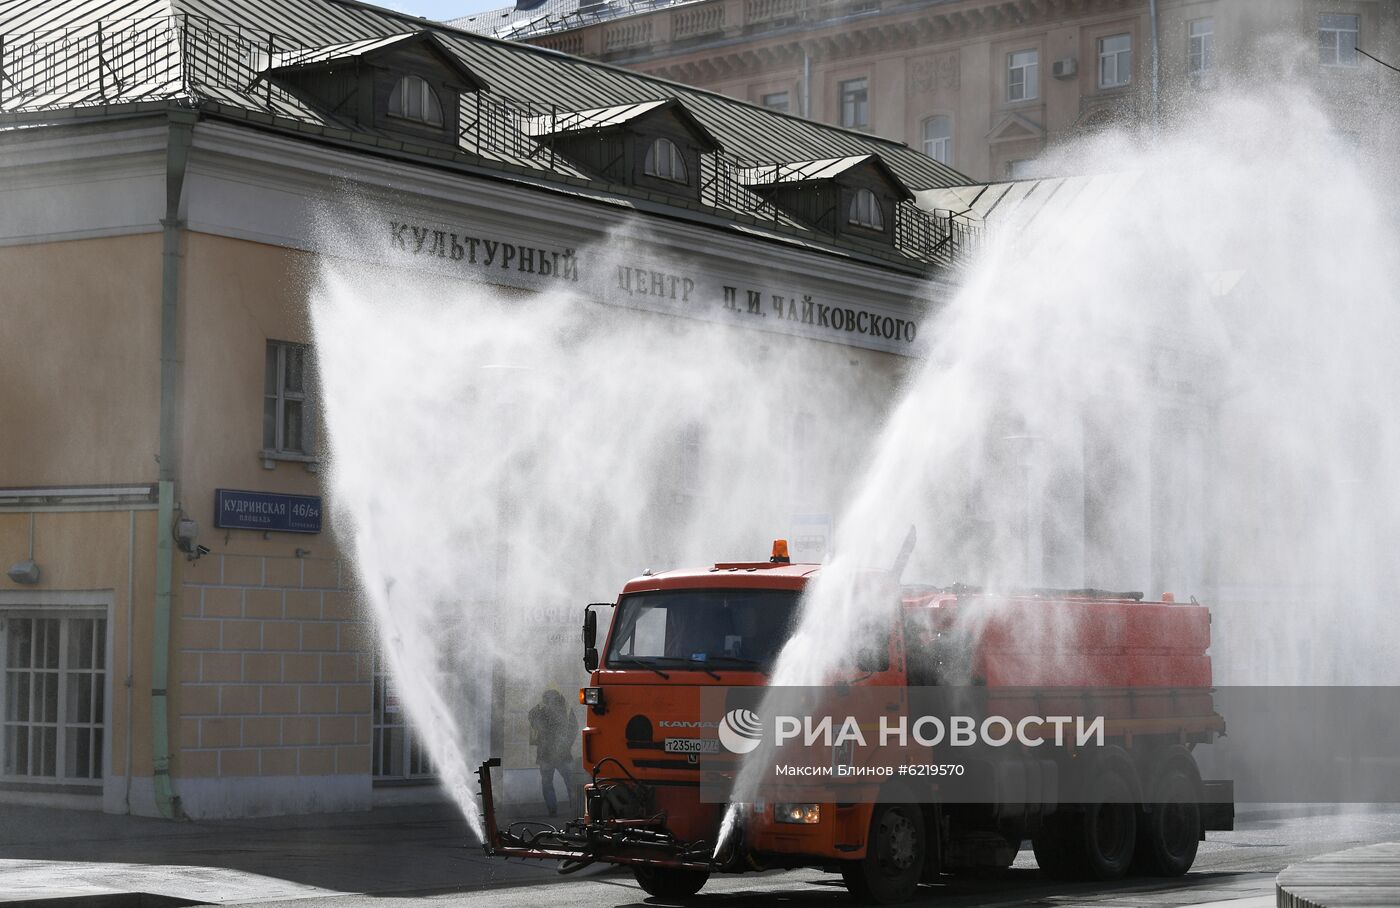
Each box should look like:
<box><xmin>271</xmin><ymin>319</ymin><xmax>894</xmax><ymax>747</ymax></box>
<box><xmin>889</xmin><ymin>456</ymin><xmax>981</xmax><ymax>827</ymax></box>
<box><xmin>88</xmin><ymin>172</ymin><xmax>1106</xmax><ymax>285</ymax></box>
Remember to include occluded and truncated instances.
<box><xmin>1077</xmin><ymin>750</ymin><xmax>1138</xmax><ymax>880</ymax></box>
<box><xmin>632</xmin><ymin>866</ymin><xmax>709</xmax><ymax>899</ymax></box>
<box><xmin>1135</xmin><ymin>748</ymin><xmax>1203</xmax><ymax>876</ymax></box>
<box><xmin>841</xmin><ymin>803</ymin><xmax>925</xmax><ymax>904</ymax></box>
<box><xmin>1035</xmin><ymin>749</ymin><xmax>1139</xmax><ymax>881</ymax></box>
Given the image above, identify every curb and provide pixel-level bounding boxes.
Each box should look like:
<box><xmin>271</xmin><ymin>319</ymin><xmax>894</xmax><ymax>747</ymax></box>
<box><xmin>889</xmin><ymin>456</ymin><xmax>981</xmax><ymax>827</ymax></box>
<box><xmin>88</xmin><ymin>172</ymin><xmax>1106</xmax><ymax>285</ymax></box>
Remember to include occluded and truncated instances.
<box><xmin>1276</xmin><ymin>841</ymin><xmax>1400</xmax><ymax>908</ymax></box>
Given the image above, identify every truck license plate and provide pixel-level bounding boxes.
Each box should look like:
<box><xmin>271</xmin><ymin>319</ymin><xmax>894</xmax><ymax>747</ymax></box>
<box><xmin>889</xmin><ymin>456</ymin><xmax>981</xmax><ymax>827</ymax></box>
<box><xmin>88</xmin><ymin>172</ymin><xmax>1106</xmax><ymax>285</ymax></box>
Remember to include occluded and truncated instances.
<box><xmin>664</xmin><ymin>737</ymin><xmax>719</xmax><ymax>754</ymax></box>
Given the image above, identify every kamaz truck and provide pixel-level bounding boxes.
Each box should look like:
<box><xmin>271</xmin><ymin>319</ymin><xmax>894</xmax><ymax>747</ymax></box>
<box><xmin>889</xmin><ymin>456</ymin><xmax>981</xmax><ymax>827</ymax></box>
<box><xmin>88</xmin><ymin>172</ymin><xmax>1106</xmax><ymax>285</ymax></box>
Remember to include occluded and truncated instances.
<box><xmin>477</xmin><ymin>541</ymin><xmax>1234</xmax><ymax>903</ymax></box>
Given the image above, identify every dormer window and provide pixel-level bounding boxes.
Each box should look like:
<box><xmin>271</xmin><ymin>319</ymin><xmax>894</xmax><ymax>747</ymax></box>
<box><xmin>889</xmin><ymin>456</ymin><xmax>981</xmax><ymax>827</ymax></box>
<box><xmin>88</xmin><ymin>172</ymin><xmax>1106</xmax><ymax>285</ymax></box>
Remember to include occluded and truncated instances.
<box><xmin>522</xmin><ymin>99</ymin><xmax>721</xmax><ymax>199</ymax></box>
<box><xmin>261</xmin><ymin>32</ymin><xmax>487</xmax><ymax>148</ymax></box>
<box><xmin>644</xmin><ymin>137</ymin><xmax>688</xmax><ymax>183</ymax></box>
<box><xmin>388</xmin><ymin>74</ymin><xmax>443</xmax><ymax>127</ymax></box>
<box><xmin>739</xmin><ymin>154</ymin><xmax>908</xmax><ymax>249</ymax></box>
<box><xmin>849</xmin><ymin>188</ymin><xmax>884</xmax><ymax>229</ymax></box>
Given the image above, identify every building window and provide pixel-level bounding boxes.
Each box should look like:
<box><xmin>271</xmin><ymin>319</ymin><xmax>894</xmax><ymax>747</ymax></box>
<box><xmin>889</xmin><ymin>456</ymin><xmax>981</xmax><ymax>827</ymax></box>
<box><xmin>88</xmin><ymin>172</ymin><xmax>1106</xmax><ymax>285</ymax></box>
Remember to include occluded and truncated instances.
<box><xmin>264</xmin><ymin>341</ymin><xmax>316</xmax><ymax>458</ymax></box>
<box><xmin>371</xmin><ymin>655</ymin><xmax>433</xmax><ymax>780</ymax></box>
<box><xmin>2</xmin><ymin>614</ymin><xmax>106</xmax><ymax>782</ymax></box>
<box><xmin>1318</xmin><ymin>14</ymin><xmax>1360</xmax><ymax>67</ymax></box>
<box><xmin>1098</xmin><ymin>34</ymin><xmax>1132</xmax><ymax>88</ymax></box>
<box><xmin>848</xmin><ymin>188</ymin><xmax>883</xmax><ymax>229</ymax></box>
<box><xmin>922</xmin><ymin>115</ymin><xmax>952</xmax><ymax>165</ymax></box>
<box><xmin>1008</xmin><ymin>49</ymin><xmax>1039</xmax><ymax>101</ymax></box>
<box><xmin>839</xmin><ymin>78</ymin><xmax>868</xmax><ymax>128</ymax></box>
<box><xmin>1007</xmin><ymin>159</ymin><xmax>1035</xmax><ymax>179</ymax></box>
<box><xmin>761</xmin><ymin>91</ymin><xmax>790</xmax><ymax>113</ymax></box>
<box><xmin>387</xmin><ymin>74</ymin><xmax>444</xmax><ymax>127</ymax></box>
<box><xmin>1188</xmin><ymin>18</ymin><xmax>1215</xmax><ymax>74</ymax></box>
<box><xmin>643</xmin><ymin>137</ymin><xmax>688</xmax><ymax>183</ymax></box>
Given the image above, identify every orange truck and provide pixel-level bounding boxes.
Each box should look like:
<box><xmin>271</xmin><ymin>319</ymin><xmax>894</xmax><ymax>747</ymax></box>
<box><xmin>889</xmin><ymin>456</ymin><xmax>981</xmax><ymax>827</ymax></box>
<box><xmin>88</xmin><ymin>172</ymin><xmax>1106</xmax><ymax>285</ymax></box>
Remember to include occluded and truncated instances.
<box><xmin>477</xmin><ymin>541</ymin><xmax>1233</xmax><ymax>903</ymax></box>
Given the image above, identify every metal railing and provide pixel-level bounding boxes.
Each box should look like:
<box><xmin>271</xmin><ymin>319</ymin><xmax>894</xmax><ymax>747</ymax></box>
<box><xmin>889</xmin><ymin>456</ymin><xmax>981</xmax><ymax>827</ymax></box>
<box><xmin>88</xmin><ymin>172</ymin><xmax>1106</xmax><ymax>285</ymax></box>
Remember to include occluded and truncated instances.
<box><xmin>896</xmin><ymin>201</ymin><xmax>983</xmax><ymax>267</ymax></box>
<box><xmin>500</xmin><ymin>0</ymin><xmax>892</xmax><ymax>41</ymax></box>
<box><xmin>0</xmin><ymin>13</ymin><xmax>981</xmax><ymax>271</ymax></box>
<box><xmin>0</xmin><ymin>16</ymin><xmax>184</xmax><ymax>111</ymax></box>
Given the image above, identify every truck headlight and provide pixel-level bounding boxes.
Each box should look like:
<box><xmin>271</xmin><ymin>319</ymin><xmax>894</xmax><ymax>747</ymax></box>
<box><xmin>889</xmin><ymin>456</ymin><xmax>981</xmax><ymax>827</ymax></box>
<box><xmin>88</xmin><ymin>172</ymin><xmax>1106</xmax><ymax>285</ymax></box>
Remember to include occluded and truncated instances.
<box><xmin>775</xmin><ymin>803</ymin><xmax>820</xmax><ymax>824</ymax></box>
<box><xmin>579</xmin><ymin>687</ymin><xmax>603</xmax><ymax>707</ymax></box>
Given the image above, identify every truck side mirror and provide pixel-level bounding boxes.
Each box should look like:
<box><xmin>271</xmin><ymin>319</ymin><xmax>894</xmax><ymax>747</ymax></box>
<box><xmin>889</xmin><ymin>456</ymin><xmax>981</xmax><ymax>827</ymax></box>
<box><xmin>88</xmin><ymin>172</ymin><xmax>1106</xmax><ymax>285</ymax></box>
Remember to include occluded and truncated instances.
<box><xmin>583</xmin><ymin>604</ymin><xmax>609</xmax><ymax>672</ymax></box>
<box><xmin>583</xmin><ymin>609</ymin><xmax>598</xmax><ymax>649</ymax></box>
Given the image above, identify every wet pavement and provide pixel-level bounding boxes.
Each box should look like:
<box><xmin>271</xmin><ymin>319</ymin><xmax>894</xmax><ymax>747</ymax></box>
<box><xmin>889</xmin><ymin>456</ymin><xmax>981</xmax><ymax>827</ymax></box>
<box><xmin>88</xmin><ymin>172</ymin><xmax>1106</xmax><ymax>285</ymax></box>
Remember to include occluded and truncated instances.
<box><xmin>1</xmin><ymin>803</ymin><xmax>1398</xmax><ymax>906</ymax></box>
<box><xmin>0</xmin><ymin>800</ymin><xmax>557</xmax><ymax>904</ymax></box>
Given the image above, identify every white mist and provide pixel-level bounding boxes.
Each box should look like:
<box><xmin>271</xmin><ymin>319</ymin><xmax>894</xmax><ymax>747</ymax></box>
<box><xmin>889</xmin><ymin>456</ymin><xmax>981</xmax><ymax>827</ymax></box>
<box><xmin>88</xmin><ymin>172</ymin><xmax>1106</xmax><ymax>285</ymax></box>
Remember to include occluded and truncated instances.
<box><xmin>308</xmin><ymin>227</ymin><xmax>899</xmax><ymax>836</ymax></box>
<box><xmin>717</xmin><ymin>84</ymin><xmax>1400</xmax><ymax>837</ymax></box>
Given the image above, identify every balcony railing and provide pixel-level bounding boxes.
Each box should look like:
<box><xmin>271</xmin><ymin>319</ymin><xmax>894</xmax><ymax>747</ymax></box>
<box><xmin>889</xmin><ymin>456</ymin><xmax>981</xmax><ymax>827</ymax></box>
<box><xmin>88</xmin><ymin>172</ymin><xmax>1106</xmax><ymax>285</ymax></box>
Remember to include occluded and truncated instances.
<box><xmin>503</xmin><ymin>0</ymin><xmax>893</xmax><ymax>40</ymax></box>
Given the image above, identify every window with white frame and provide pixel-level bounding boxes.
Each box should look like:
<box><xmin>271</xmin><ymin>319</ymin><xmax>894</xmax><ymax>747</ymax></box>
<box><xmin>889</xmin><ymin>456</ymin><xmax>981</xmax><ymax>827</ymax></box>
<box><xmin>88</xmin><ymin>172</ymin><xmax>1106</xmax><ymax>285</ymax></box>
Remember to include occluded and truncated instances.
<box><xmin>643</xmin><ymin>137</ymin><xmax>688</xmax><ymax>183</ymax></box>
<box><xmin>922</xmin><ymin>115</ymin><xmax>952</xmax><ymax>165</ymax></box>
<box><xmin>264</xmin><ymin>341</ymin><xmax>316</xmax><ymax>458</ymax></box>
<box><xmin>387</xmin><ymin>74</ymin><xmax>444</xmax><ymax>127</ymax></box>
<box><xmin>1318</xmin><ymin>14</ymin><xmax>1360</xmax><ymax>67</ymax></box>
<box><xmin>1098</xmin><ymin>34</ymin><xmax>1132</xmax><ymax>88</ymax></box>
<box><xmin>761</xmin><ymin>91</ymin><xmax>790</xmax><ymax>113</ymax></box>
<box><xmin>371</xmin><ymin>654</ymin><xmax>433</xmax><ymax>780</ymax></box>
<box><xmin>2</xmin><ymin>612</ymin><xmax>106</xmax><ymax>783</ymax></box>
<box><xmin>848</xmin><ymin>188</ymin><xmax>884</xmax><ymax>230</ymax></box>
<box><xmin>1008</xmin><ymin>49</ymin><xmax>1039</xmax><ymax>101</ymax></box>
<box><xmin>1188</xmin><ymin>18</ymin><xmax>1215</xmax><ymax>74</ymax></box>
<box><xmin>839</xmin><ymin>78</ymin><xmax>869</xmax><ymax>128</ymax></box>
<box><xmin>1007</xmin><ymin>159</ymin><xmax>1035</xmax><ymax>179</ymax></box>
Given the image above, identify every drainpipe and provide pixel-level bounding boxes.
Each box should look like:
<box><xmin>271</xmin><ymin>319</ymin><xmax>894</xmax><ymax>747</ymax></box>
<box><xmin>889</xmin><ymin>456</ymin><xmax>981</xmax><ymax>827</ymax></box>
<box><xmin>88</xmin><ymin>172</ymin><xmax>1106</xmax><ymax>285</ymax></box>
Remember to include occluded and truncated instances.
<box><xmin>153</xmin><ymin>108</ymin><xmax>197</xmax><ymax>820</ymax></box>
<box><xmin>802</xmin><ymin>46</ymin><xmax>812</xmax><ymax>118</ymax></box>
<box><xmin>1148</xmin><ymin>0</ymin><xmax>1161</xmax><ymax>134</ymax></box>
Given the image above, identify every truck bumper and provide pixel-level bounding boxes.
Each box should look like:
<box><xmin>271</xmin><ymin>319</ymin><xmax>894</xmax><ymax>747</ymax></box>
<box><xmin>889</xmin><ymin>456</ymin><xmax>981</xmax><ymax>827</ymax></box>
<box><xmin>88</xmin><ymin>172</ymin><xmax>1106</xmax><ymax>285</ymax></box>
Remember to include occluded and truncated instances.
<box><xmin>475</xmin><ymin>759</ymin><xmax>715</xmax><ymax>872</ymax></box>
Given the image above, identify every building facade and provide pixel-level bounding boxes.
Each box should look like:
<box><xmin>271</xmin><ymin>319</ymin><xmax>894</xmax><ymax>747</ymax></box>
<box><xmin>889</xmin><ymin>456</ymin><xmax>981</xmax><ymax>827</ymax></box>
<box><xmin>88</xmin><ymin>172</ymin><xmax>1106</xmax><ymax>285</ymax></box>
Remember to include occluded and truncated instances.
<box><xmin>456</xmin><ymin>0</ymin><xmax>1400</xmax><ymax>181</ymax></box>
<box><xmin>0</xmin><ymin>0</ymin><xmax>976</xmax><ymax>817</ymax></box>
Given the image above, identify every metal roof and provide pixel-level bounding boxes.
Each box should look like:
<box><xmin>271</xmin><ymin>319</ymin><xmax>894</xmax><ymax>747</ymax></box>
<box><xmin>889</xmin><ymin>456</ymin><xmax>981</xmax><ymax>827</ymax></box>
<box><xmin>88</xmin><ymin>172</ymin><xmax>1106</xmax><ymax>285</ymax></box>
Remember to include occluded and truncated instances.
<box><xmin>519</xmin><ymin>99</ymin><xmax>669</xmax><ymax>136</ymax></box>
<box><xmin>520</xmin><ymin>97</ymin><xmax>712</xmax><ymax>146</ymax></box>
<box><xmin>0</xmin><ymin>0</ymin><xmax>981</xmax><ymax>271</ymax></box>
<box><xmin>268</xmin><ymin>32</ymin><xmax>422</xmax><ymax>69</ymax></box>
<box><xmin>0</xmin><ymin>0</ymin><xmax>964</xmax><ymax>190</ymax></box>
<box><xmin>915</xmin><ymin>173</ymin><xmax>1137</xmax><ymax>226</ymax></box>
<box><xmin>450</xmin><ymin>0</ymin><xmax>671</xmax><ymax>40</ymax></box>
<box><xmin>265</xmin><ymin>29</ymin><xmax>491</xmax><ymax>92</ymax></box>
<box><xmin>741</xmin><ymin>156</ymin><xmax>873</xmax><ymax>185</ymax></box>
<box><xmin>740</xmin><ymin>154</ymin><xmax>915</xmax><ymax>201</ymax></box>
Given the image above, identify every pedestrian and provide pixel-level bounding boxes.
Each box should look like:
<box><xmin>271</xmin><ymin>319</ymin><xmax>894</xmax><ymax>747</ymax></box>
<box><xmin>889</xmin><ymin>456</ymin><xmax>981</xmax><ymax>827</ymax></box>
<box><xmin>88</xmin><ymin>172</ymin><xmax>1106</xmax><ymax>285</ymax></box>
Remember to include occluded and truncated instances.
<box><xmin>528</xmin><ymin>688</ymin><xmax>578</xmax><ymax>817</ymax></box>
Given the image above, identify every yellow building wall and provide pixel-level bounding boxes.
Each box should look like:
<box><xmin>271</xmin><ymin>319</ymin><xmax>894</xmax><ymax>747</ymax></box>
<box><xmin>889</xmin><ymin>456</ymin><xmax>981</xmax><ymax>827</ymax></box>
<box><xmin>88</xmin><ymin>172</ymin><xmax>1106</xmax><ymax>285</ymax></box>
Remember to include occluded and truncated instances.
<box><xmin>167</xmin><ymin>232</ymin><xmax>370</xmax><ymax>814</ymax></box>
<box><xmin>0</xmin><ymin>235</ymin><xmax>166</xmax><ymax>809</ymax></box>
<box><xmin>0</xmin><ymin>235</ymin><xmax>162</xmax><ymax>485</ymax></box>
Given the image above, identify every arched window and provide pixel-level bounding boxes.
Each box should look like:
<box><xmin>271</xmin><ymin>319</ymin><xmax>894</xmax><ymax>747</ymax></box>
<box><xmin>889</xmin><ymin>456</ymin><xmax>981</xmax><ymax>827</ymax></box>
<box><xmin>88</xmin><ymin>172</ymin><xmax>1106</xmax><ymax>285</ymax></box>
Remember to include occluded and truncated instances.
<box><xmin>643</xmin><ymin>137</ymin><xmax>687</xmax><ymax>183</ymax></box>
<box><xmin>922</xmin><ymin>115</ymin><xmax>952</xmax><ymax>165</ymax></box>
<box><xmin>388</xmin><ymin>74</ymin><xmax>443</xmax><ymax>127</ymax></box>
<box><xmin>848</xmin><ymin>188</ymin><xmax>883</xmax><ymax>230</ymax></box>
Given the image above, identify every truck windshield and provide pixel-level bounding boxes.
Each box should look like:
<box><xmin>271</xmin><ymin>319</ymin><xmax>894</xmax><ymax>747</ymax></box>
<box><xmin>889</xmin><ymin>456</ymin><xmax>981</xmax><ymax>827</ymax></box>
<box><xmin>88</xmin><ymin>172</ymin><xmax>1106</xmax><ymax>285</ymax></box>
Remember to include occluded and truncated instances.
<box><xmin>604</xmin><ymin>589</ymin><xmax>799</xmax><ymax>674</ymax></box>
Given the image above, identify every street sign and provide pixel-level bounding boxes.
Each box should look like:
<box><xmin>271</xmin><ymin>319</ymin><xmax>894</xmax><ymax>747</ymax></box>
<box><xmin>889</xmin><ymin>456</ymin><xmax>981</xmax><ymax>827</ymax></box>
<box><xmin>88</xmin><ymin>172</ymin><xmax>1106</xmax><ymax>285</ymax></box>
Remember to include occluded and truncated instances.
<box><xmin>214</xmin><ymin>489</ymin><xmax>322</xmax><ymax>534</ymax></box>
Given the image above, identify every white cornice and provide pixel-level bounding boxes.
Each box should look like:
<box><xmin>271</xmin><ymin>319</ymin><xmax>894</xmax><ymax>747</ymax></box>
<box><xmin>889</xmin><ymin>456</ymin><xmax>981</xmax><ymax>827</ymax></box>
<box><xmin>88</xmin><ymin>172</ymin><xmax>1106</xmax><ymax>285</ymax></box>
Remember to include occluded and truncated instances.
<box><xmin>185</xmin><ymin>119</ymin><xmax>935</xmax><ymax>299</ymax></box>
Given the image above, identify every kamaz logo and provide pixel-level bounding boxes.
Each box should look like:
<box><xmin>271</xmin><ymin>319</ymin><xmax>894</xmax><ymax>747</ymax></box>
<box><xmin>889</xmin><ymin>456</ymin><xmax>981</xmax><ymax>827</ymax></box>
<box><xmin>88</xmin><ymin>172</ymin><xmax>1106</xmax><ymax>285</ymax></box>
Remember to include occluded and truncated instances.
<box><xmin>658</xmin><ymin>720</ymin><xmax>718</xmax><ymax>728</ymax></box>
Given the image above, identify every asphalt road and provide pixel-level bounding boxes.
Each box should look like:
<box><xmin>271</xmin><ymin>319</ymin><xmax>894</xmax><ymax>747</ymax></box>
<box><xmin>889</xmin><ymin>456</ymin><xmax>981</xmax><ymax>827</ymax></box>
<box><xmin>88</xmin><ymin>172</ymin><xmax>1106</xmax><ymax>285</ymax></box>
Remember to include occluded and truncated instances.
<box><xmin>244</xmin><ymin>807</ymin><xmax>1400</xmax><ymax>908</ymax></box>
